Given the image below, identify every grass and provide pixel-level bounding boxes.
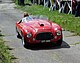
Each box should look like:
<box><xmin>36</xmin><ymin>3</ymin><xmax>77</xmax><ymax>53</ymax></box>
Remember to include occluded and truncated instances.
<box><xmin>70</xmin><ymin>42</ymin><xmax>80</xmax><ymax>46</ymax></box>
<box><xmin>0</xmin><ymin>33</ymin><xmax>13</xmax><ymax>63</ymax></box>
<box><xmin>15</xmin><ymin>1</ymin><xmax>80</xmax><ymax>35</ymax></box>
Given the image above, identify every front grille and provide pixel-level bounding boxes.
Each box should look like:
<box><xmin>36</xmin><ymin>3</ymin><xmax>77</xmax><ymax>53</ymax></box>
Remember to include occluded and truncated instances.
<box><xmin>36</xmin><ymin>32</ymin><xmax>54</xmax><ymax>40</ymax></box>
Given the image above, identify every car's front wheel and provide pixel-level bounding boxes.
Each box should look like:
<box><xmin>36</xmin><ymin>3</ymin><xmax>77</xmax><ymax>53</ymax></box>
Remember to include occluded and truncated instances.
<box><xmin>56</xmin><ymin>38</ymin><xmax>62</xmax><ymax>46</ymax></box>
<box><xmin>21</xmin><ymin>35</ymin><xmax>30</xmax><ymax>48</ymax></box>
<box><xmin>22</xmin><ymin>35</ymin><xmax>26</xmax><ymax>47</ymax></box>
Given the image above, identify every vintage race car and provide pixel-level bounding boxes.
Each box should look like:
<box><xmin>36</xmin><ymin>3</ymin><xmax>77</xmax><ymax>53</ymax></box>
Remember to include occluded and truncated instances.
<box><xmin>16</xmin><ymin>15</ymin><xmax>63</xmax><ymax>47</ymax></box>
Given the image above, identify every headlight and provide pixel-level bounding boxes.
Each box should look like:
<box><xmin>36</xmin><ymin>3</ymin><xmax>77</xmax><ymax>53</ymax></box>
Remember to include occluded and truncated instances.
<box><xmin>27</xmin><ymin>33</ymin><xmax>32</xmax><ymax>38</ymax></box>
<box><xmin>56</xmin><ymin>30</ymin><xmax>61</xmax><ymax>36</ymax></box>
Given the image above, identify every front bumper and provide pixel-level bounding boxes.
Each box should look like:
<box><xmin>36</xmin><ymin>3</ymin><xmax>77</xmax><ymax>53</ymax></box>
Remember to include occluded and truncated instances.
<box><xmin>25</xmin><ymin>35</ymin><xmax>62</xmax><ymax>44</ymax></box>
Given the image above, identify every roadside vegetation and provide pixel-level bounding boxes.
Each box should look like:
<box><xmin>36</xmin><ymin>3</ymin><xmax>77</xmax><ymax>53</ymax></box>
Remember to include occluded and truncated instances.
<box><xmin>15</xmin><ymin>0</ymin><xmax>80</xmax><ymax>35</ymax></box>
<box><xmin>0</xmin><ymin>32</ymin><xmax>13</xmax><ymax>63</ymax></box>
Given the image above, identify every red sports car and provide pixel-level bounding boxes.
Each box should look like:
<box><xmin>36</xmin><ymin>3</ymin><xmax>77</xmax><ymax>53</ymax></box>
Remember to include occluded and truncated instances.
<box><xmin>16</xmin><ymin>15</ymin><xmax>63</xmax><ymax>47</ymax></box>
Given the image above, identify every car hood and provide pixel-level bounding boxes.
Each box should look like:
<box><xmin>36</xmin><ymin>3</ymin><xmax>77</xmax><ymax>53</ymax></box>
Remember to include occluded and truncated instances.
<box><xmin>23</xmin><ymin>19</ymin><xmax>52</xmax><ymax>32</ymax></box>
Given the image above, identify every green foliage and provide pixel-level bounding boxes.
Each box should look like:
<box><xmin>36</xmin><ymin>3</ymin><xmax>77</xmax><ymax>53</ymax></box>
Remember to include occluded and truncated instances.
<box><xmin>14</xmin><ymin>0</ymin><xmax>18</xmax><ymax>5</ymax></box>
<box><xmin>0</xmin><ymin>38</ymin><xmax>12</xmax><ymax>63</ymax></box>
<box><xmin>16</xmin><ymin>4</ymin><xmax>80</xmax><ymax>35</ymax></box>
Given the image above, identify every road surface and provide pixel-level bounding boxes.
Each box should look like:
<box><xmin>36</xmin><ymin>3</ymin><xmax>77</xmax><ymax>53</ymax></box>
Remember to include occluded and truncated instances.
<box><xmin>0</xmin><ymin>0</ymin><xmax>80</xmax><ymax>63</ymax></box>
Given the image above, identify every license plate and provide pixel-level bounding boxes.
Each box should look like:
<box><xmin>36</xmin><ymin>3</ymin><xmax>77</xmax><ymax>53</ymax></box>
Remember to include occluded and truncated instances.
<box><xmin>41</xmin><ymin>40</ymin><xmax>50</xmax><ymax>43</ymax></box>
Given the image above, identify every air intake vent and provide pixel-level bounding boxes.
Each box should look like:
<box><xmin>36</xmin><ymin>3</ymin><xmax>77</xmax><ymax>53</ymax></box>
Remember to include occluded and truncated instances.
<box><xmin>40</xmin><ymin>24</ymin><xmax>44</xmax><ymax>26</ymax></box>
<box><xmin>36</xmin><ymin>32</ymin><xmax>54</xmax><ymax>40</ymax></box>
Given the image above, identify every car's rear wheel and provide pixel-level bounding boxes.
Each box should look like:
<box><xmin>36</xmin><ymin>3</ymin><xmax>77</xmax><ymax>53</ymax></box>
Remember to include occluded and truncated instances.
<box><xmin>16</xmin><ymin>27</ymin><xmax>21</xmax><ymax>39</ymax></box>
<box><xmin>17</xmin><ymin>32</ymin><xmax>21</xmax><ymax>39</ymax></box>
<box><xmin>56</xmin><ymin>38</ymin><xmax>62</xmax><ymax>46</ymax></box>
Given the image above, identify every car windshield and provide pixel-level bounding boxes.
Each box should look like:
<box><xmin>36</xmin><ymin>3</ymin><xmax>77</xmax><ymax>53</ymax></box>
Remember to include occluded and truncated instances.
<box><xmin>30</xmin><ymin>15</ymin><xmax>49</xmax><ymax>20</ymax></box>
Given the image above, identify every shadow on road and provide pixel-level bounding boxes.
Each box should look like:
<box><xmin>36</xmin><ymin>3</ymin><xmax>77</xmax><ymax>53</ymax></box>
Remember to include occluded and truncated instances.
<box><xmin>25</xmin><ymin>41</ymin><xmax>70</xmax><ymax>50</ymax></box>
<box><xmin>61</xmin><ymin>41</ymin><xmax>70</xmax><ymax>48</ymax></box>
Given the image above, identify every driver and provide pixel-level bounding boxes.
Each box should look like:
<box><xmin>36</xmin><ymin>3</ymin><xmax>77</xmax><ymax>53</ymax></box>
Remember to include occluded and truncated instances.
<box><xmin>18</xmin><ymin>12</ymin><xmax>33</xmax><ymax>23</ymax></box>
<box><xmin>22</xmin><ymin>12</ymin><xmax>33</xmax><ymax>22</ymax></box>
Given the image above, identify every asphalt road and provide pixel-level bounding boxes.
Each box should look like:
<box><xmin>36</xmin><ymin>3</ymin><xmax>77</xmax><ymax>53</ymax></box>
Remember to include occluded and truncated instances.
<box><xmin>0</xmin><ymin>0</ymin><xmax>80</xmax><ymax>63</ymax></box>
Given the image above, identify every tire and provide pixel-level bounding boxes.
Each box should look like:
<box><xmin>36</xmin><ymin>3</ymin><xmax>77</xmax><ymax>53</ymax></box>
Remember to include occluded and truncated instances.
<box><xmin>16</xmin><ymin>27</ymin><xmax>21</xmax><ymax>39</ymax></box>
<box><xmin>56</xmin><ymin>38</ymin><xmax>62</xmax><ymax>46</ymax></box>
<box><xmin>17</xmin><ymin>32</ymin><xmax>22</xmax><ymax>38</ymax></box>
<box><xmin>21</xmin><ymin>35</ymin><xmax>30</xmax><ymax>48</ymax></box>
<box><xmin>22</xmin><ymin>35</ymin><xmax>26</xmax><ymax>47</ymax></box>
